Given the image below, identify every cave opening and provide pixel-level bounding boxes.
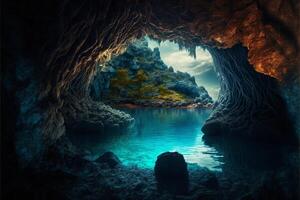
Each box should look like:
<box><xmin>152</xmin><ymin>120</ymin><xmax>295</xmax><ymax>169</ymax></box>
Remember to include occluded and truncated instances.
<box><xmin>68</xmin><ymin>36</ymin><xmax>222</xmax><ymax>169</ymax></box>
<box><xmin>2</xmin><ymin>0</ymin><xmax>300</xmax><ymax>199</ymax></box>
<box><xmin>66</xmin><ymin>34</ymin><xmax>293</xmax><ymax>171</ymax></box>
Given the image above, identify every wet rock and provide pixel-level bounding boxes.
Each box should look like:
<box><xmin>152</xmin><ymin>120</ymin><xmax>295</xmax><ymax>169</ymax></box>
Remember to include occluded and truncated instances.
<box><xmin>95</xmin><ymin>152</ymin><xmax>121</xmax><ymax>168</ymax></box>
<box><xmin>201</xmin><ymin>119</ymin><xmax>231</xmax><ymax>136</ymax></box>
<box><xmin>154</xmin><ymin>152</ymin><xmax>189</xmax><ymax>194</ymax></box>
<box><xmin>64</xmin><ymin>101</ymin><xmax>134</xmax><ymax>133</ymax></box>
<box><xmin>202</xmin><ymin>173</ymin><xmax>219</xmax><ymax>189</ymax></box>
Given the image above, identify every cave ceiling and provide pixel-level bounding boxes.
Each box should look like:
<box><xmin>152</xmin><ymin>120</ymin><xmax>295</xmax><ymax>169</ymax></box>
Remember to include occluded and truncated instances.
<box><xmin>5</xmin><ymin>0</ymin><xmax>299</xmax><ymax>101</ymax></box>
<box><xmin>144</xmin><ymin>0</ymin><xmax>300</xmax><ymax>80</ymax></box>
<box><xmin>2</xmin><ymin>0</ymin><xmax>299</xmax><ymax>146</ymax></box>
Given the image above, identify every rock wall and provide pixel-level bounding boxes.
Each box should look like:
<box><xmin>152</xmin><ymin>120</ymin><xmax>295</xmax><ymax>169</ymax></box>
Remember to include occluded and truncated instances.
<box><xmin>2</xmin><ymin>0</ymin><xmax>299</xmax><ymax>165</ymax></box>
<box><xmin>202</xmin><ymin>44</ymin><xmax>294</xmax><ymax>141</ymax></box>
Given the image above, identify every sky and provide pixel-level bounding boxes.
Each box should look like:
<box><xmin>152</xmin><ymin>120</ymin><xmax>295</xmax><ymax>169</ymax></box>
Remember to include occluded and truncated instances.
<box><xmin>146</xmin><ymin>37</ymin><xmax>220</xmax><ymax>100</ymax></box>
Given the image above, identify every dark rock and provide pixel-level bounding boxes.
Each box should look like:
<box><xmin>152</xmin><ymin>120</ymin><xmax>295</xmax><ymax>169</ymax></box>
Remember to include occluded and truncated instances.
<box><xmin>152</xmin><ymin>47</ymin><xmax>161</xmax><ymax>60</ymax></box>
<box><xmin>201</xmin><ymin>119</ymin><xmax>231</xmax><ymax>136</ymax></box>
<box><xmin>202</xmin><ymin>173</ymin><xmax>219</xmax><ymax>189</ymax></box>
<box><xmin>95</xmin><ymin>152</ymin><xmax>121</xmax><ymax>168</ymax></box>
<box><xmin>154</xmin><ymin>152</ymin><xmax>189</xmax><ymax>194</ymax></box>
<box><xmin>167</xmin><ymin>80</ymin><xmax>203</xmax><ymax>98</ymax></box>
<box><xmin>64</xmin><ymin>100</ymin><xmax>134</xmax><ymax>133</ymax></box>
<box><xmin>242</xmin><ymin>175</ymin><xmax>286</xmax><ymax>200</ymax></box>
<box><xmin>90</xmin><ymin>68</ymin><xmax>112</xmax><ymax>101</ymax></box>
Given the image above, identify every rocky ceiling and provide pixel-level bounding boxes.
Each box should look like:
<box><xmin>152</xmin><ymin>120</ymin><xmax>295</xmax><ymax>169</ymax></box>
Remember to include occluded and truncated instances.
<box><xmin>2</xmin><ymin>0</ymin><xmax>299</xmax><ymax>147</ymax></box>
<box><xmin>146</xmin><ymin>0</ymin><xmax>299</xmax><ymax>80</ymax></box>
<box><xmin>37</xmin><ymin>0</ymin><xmax>300</xmax><ymax>103</ymax></box>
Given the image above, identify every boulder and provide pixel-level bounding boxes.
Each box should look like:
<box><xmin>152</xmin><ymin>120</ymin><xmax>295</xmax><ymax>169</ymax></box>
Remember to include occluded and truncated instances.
<box><xmin>95</xmin><ymin>152</ymin><xmax>121</xmax><ymax>168</ymax></box>
<box><xmin>154</xmin><ymin>152</ymin><xmax>189</xmax><ymax>194</ymax></box>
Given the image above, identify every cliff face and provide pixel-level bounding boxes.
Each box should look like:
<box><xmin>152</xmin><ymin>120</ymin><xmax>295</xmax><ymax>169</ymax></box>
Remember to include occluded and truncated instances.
<box><xmin>90</xmin><ymin>39</ymin><xmax>213</xmax><ymax>108</ymax></box>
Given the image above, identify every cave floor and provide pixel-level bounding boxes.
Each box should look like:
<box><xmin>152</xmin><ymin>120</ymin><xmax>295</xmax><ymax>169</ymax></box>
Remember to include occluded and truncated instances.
<box><xmin>7</xmin><ymin>136</ymin><xmax>299</xmax><ymax>200</ymax></box>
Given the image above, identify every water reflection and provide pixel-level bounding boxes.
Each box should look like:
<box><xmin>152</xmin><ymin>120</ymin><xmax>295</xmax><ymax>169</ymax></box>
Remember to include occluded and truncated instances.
<box><xmin>68</xmin><ymin>109</ymin><xmax>299</xmax><ymax>198</ymax></box>
<box><xmin>69</xmin><ymin>108</ymin><xmax>224</xmax><ymax>170</ymax></box>
<box><xmin>203</xmin><ymin>135</ymin><xmax>299</xmax><ymax>182</ymax></box>
<box><xmin>202</xmin><ymin>135</ymin><xmax>300</xmax><ymax>199</ymax></box>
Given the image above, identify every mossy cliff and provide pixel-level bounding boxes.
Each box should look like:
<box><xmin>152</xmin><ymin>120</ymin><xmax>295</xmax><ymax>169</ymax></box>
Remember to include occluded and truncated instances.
<box><xmin>90</xmin><ymin>38</ymin><xmax>213</xmax><ymax>108</ymax></box>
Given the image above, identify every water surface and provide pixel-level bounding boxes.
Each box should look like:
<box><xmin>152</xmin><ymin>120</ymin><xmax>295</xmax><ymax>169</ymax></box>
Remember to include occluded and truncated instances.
<box><xmin>70</xmin><ymin>108</ymin><xmax>223</xmax><ymax>170</ymax></box>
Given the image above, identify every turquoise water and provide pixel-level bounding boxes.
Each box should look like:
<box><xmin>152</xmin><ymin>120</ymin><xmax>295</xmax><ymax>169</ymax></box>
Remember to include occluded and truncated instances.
<box><xmin>70</xmin><ymin>108</ymin><xmax>223</xmax><ymax>170</ymax></box>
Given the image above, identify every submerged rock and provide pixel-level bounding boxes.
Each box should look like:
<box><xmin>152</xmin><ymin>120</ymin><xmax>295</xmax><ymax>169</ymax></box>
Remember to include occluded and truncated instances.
<box><xmin>154</xmin><ymin>152</ymin><xmax>189</xmax><ymax>194</ymax></box>
<box><xmin>95</xmin><ymin>152</ymin><xmax>121</xmax><ymax>168</ymax></box>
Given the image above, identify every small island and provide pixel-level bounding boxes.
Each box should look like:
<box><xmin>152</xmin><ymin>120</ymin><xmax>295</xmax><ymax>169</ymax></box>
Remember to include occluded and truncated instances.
<box><xmin>90</xmin><ymin>38</ymin><xmax>213</xmax><ymax>109</ymax></box>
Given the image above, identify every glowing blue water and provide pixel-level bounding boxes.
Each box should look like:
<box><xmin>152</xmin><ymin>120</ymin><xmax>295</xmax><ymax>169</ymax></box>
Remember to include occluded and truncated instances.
<box><xmin>70</xmin><ymin>108</ymin><xmax>223</xmax><ymax>170</ymax></box>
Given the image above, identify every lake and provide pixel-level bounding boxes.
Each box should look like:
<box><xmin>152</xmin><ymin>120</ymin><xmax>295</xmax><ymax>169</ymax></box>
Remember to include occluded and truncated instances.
<box><xmin>69</xmin><ymin>108</ymin><xmax>224</xmax><ymax>170</ymax></box>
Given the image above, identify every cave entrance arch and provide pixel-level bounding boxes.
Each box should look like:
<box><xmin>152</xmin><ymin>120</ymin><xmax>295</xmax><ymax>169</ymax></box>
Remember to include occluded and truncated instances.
<box><xmin>62</xmin><ymin>36</ymin><xmax>291</xmax><ymax>144</ymax></box>
<box><xmin>42</xmin><ymin>1</ymin><xmax>294</xmax><ymax>142</ymax></box>
<box><xmin>66</xmin><ymin>37</ymin><xmax>222</xmax><ymax>169</ymax></box>
<box><xmin>4</xmin><ymin>0</ymin><xmax>298</xmax><ymax>166</ymax></box>
<box><xmin>65</xmin><ymin>34</ymin><xmax>292</xmax><ymax>169</ymax></box>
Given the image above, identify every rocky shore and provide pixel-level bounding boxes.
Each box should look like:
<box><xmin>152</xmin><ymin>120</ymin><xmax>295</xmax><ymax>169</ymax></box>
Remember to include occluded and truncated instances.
<box><xmin>112</xmin><ymin>100</ymin><xmax>213</xmax><ymax>109</ymax></box>
<box><xmin>63</xmin><ymin>100</ymin><xmax>134</xmax><ymax>133</ymax></box>
<box><xmin>9</xmin><ymin>137</ymin><xmax>298</xmax><ymax>200</ymax></box>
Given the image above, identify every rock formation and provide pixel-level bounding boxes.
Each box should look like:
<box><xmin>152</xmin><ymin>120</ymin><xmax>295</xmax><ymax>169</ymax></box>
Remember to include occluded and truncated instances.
<box><xmin>2</xmin><ymin>1</ymin><xmax>299</xmax><ymax>163</ymax></box>
<box><xmin>95</xmin><ymin>151</ymin><xmax>121</xmax><ymax>168</ymax></box>
<box><xmin>154</xmin><ymin>152</ymin><xmax>189</xmax><ymax>194</ymax></box>
<box><xmin>2</xmin><ymin>2</ymin><xmax>299</xmax><ymax>198</ymax></box>
<box><xmin>90</xmin><ymin>38</ymin><xmax>213</xmax><ymax>108</ymax></box>
<box><xmin>202</xmin><ymin>44</ymin><xmax>294</xmax><ymax>141</ymax></box>
<box><xmin>63</xmin><ymin>98</ymin><xmax>134</xmax><ymax>133</ymax></box>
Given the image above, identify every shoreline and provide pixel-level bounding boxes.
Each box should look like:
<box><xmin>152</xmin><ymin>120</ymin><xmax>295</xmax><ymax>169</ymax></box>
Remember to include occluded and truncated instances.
<box><xmin>111</xmin><ymin>102</ymin><xmax>213</xmax><ymax>109</ymax></box>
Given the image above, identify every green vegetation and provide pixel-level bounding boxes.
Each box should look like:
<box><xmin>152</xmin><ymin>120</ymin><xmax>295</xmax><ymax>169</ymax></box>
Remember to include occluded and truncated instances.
<box><xmin>109</xmin><ymin>68</ymin><xmax>187</xmax><ymax>102</ymax></box>
<box><xmin>158</xmin><ymin>85</ymin><xmax>187</xmax><ymax>102</ymax></box>
<box><xmin>110</xmin><ymin>68</ymin><xmax>130</xmax><ymax>86</ymax></box>
<box><xmin>110</xmin><ymin>68</ymin><xmax>131</xmax><ymax>96</ymax></box>
<box><xmin>133</xmin><ymin>69</ymin><xmax>148</xmax><ymax>84</ymax></box>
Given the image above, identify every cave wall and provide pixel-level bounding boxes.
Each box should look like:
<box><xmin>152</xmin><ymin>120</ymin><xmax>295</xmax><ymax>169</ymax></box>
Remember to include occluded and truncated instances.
<box><xmin>202</xmin><ymin>44</ymin><xmax>294</xmax><ymax>140</ymax></box>
<box><xmin>2</xmin><ymin>0</ymin><xmax>146</xmax><ymax>165</ymax></box>
<box><xmin>2</xmin><ymin>0</ymin><xmax>299</xmax><ymax>165</ymax></box>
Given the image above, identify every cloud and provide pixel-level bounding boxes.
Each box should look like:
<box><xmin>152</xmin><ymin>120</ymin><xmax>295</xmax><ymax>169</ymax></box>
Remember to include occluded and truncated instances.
<box><xmin>146</xmin><ymin>37</ymin><xmax>213</xmax><ymax>73</ymax></box>
<box><xmin>191</xmin><ymin>62</ymin><xmax>215</xmax><ymax>75</ymax></box>
<box><xmin>146</xmin><ymin>37</ymin><xmax>220</xmax><ymax>100</ymax></box>
<box><xmin>163</xmin><ymin>51</ymin><xmax>194</xmax><ymax>67</ymax></box>
<box><xmin>160</xmin><ymin>49</ymin><xmax>213</xmax><ymax>74</ymax></box>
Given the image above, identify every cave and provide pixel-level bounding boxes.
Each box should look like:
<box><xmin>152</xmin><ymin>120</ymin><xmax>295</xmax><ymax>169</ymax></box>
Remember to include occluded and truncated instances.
<box><xmin>67</xmin><ymin>36</ymin><xmax>221</xmax><ymax>169</ymax></box>
<box><xmin>1</xmin><ymin>0</ymin><xmax>300</xmax><ymax>199</ymax></box>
